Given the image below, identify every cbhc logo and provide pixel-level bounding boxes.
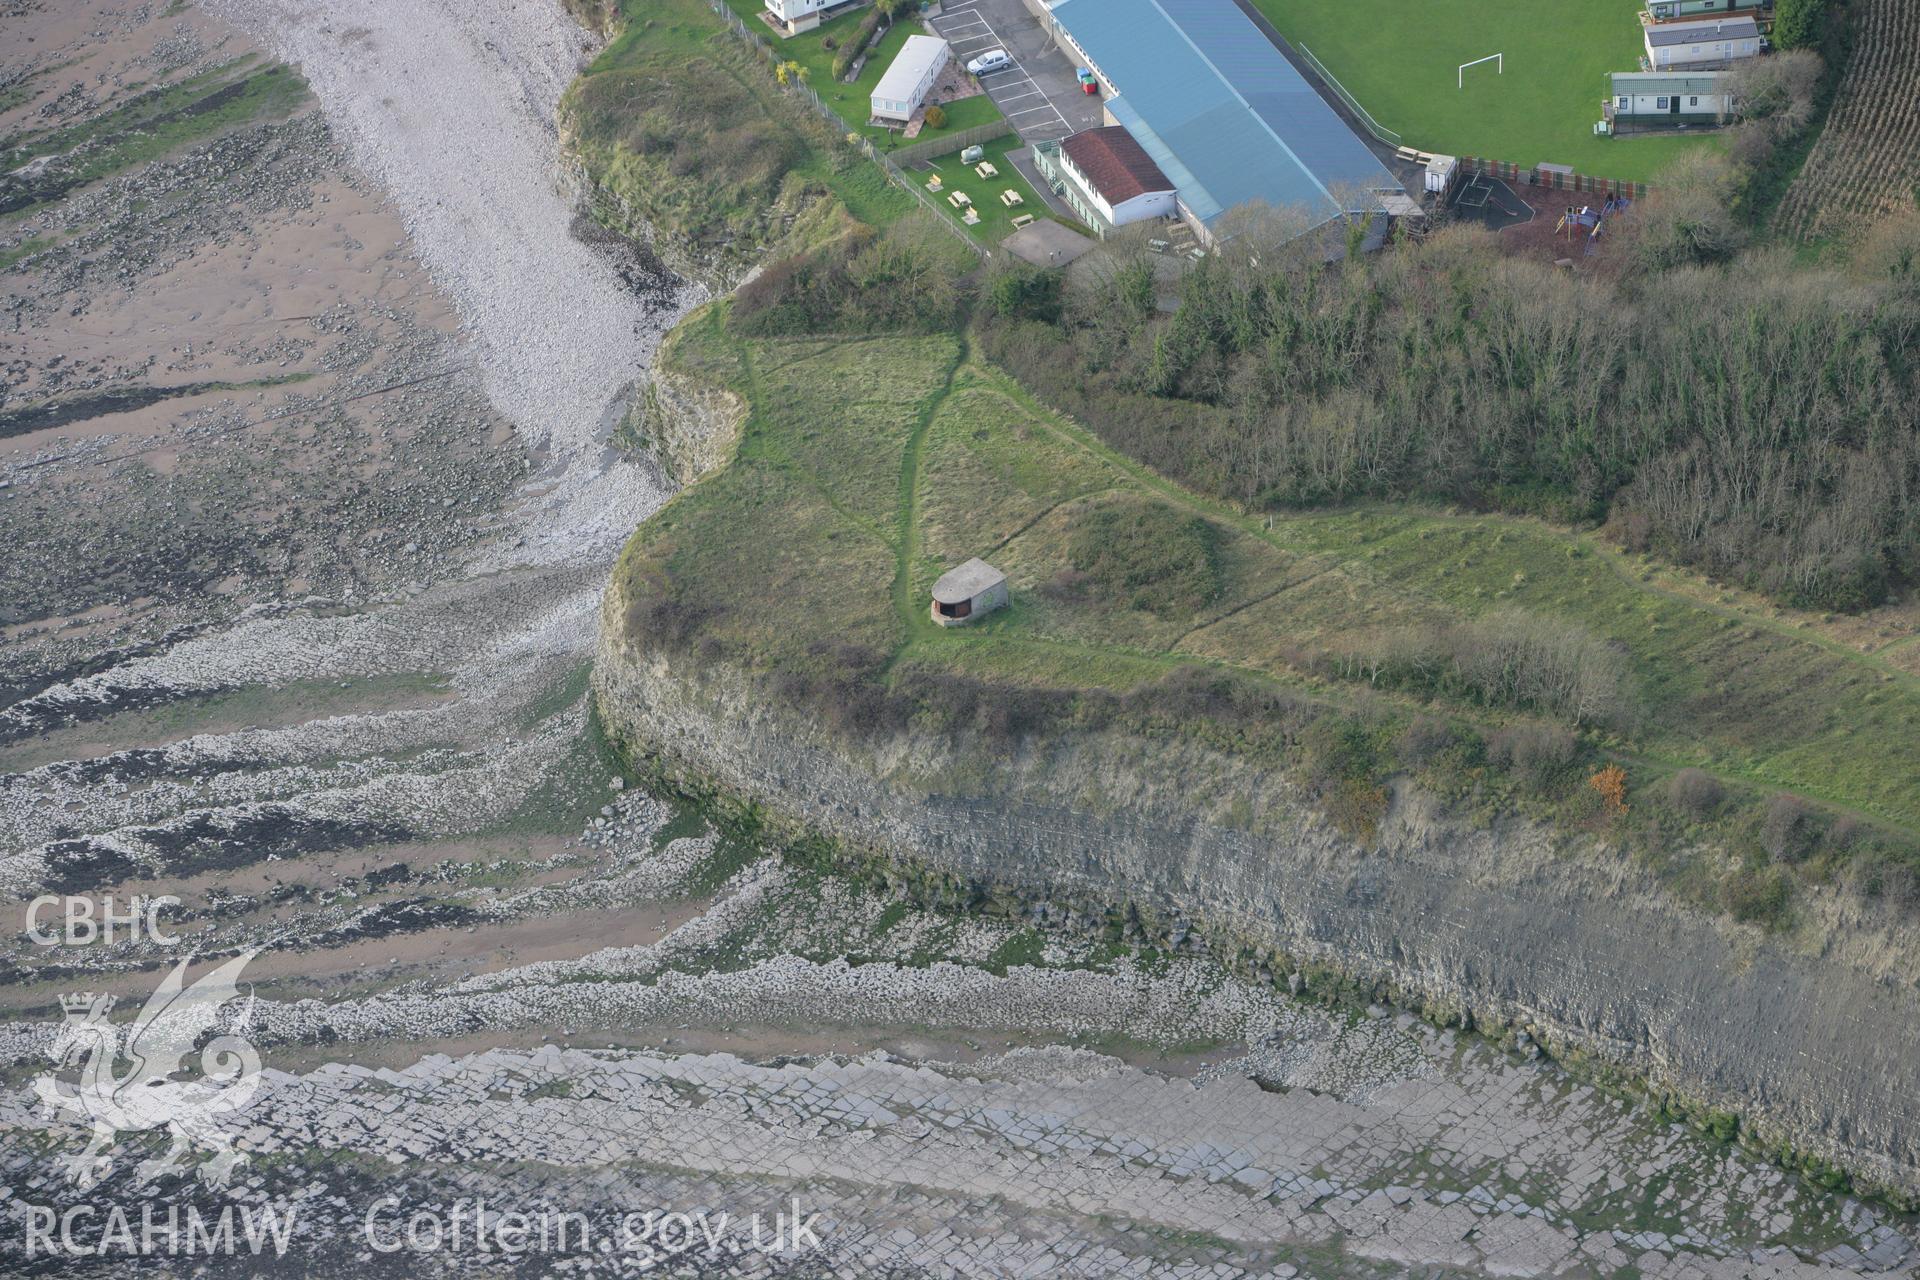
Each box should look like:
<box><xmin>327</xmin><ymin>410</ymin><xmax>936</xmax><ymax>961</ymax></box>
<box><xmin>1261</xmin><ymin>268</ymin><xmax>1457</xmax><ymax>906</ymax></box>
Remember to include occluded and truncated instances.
<box><xmin>25</xmin><ymin>895</ymin><xmax>181</xmax><ymax>947</ymax></box>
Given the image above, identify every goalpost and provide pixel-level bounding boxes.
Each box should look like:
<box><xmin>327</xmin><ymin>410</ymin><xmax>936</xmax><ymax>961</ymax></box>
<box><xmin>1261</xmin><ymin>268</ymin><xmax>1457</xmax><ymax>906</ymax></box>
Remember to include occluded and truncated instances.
<box><xmin>1458</xmin><ymin>53</ymin><xmax>1502</xmax><ymax>89</ymax></box>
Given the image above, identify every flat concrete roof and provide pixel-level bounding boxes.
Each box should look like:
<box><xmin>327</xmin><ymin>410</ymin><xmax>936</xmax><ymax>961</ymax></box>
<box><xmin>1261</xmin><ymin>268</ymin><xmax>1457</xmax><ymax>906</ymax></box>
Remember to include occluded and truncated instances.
<box><xmin>1610</xmin><ymin>71</ymin><xmax>1730</xmax><ymax>95</ymax></box>
<box><xmin>1000</xmin><ymin>220</ymin><xmax>1097</xmax><ymax>267</ymax></box>
<box><xmin>932</xmin><ymin>558</ymin><xmax>1006</xmax><ymax>603</ymax></box>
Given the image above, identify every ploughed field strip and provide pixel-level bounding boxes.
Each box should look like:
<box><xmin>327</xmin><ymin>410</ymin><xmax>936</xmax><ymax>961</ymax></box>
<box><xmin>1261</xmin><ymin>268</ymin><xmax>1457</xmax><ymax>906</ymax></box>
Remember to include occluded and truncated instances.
<box><xmin>1776</xmin><ymin>0</ymin><xmax>1920</xmax><ymax>240</ymax></box>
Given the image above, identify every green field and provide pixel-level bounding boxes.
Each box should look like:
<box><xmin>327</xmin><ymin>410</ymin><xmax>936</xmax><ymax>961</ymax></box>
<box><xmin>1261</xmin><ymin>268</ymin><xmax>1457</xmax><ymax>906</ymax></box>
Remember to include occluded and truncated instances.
<box><xmin>619</xmin><ymin>301</ymin><xmax>1920</xmax><ymax>930</ymax></box>
<box><xmin>1251</xmin><ymin>0</ymin><xmax>1718</xmax><ymax>180</ymax></box>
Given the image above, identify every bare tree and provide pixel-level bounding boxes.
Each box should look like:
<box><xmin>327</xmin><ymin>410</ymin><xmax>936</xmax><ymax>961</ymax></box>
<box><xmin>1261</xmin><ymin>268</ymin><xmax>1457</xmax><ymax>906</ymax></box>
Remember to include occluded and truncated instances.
<box><xmin>1725</xmin><ymin>50</ymin><xmax>1823</xmax><ymax>132</ymax></box>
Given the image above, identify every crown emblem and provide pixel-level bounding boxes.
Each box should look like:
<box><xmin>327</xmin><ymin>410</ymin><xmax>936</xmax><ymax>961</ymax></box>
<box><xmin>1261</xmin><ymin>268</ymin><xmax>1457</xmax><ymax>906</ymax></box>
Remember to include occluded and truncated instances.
<box><xmin>58</xmin><ymin>992</ymin><xmax>112</xmax><ymax>1020</ymax></box>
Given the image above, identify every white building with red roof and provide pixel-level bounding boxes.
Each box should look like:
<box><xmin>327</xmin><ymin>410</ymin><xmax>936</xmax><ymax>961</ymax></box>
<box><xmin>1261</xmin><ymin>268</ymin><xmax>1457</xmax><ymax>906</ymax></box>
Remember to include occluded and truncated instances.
<box><xmin>1052</xmin><ymin>126</ymin><xmax>1178</xmax><ymax>233</ymax></box>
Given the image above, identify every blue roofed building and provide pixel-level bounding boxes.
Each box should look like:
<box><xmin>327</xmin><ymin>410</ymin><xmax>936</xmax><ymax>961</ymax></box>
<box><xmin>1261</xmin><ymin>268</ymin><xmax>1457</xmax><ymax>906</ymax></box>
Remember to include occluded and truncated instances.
<box><xmin>1038</xmin><ymin>0</ymin><xmax>1403</xmax><ymax>241</ymax></box>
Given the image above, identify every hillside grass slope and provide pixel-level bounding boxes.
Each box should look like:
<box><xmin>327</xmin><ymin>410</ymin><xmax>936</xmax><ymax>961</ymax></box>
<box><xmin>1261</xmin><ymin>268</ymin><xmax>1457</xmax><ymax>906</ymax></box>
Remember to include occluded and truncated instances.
<box><xmin>615</xmin><ymin>297</ymin><xmax>1920</xmax><ymax>934</ymax></box>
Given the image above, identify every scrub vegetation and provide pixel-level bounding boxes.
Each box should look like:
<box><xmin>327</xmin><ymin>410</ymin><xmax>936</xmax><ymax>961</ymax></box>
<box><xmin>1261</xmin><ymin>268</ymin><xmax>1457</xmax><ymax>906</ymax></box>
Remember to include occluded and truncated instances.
<box><xmin>589</xmin><ymin>0</ymin><xmax>1920</xmax><ymax>936</ymax></box>
<box><xmin>616</xmin><ymin>284</ymin><xmax>1920</xmax><ymax>934</ymax></box>
<box><xmin>980</xmin><ymin>212</ymin><xmax>1920</xmax><ymax>614</ymax></box>
<box><xmin>564</xmin><ymin>0</ymin><xmax>1038</xmax><ymax>271</ymax></box>
<box><xmin>562</xmin><ymin>0</ymin><xmax>914</xmax><ymax>277</ymax></box>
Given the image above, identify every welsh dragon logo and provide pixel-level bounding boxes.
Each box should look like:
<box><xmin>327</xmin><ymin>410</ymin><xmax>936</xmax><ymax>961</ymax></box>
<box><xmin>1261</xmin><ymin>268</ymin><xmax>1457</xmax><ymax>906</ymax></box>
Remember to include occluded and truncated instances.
<box><xmin>34</xmin><ymin>951</ymin><xmax>262</xmax><ymax>1190</ymax></box>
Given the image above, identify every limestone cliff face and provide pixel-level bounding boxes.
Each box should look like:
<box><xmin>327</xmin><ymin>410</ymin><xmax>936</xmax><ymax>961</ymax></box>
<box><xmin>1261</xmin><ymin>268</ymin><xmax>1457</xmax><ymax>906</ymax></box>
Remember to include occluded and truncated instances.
<box><xmin>626</xmin><ymin>315</ymin><xmax>746</xmax><ymax>487</ymax></box>
<box><xmin>594</xmin><ymin>612</ymin><xmax>1920</xmax><ymax>1199</ymax></box>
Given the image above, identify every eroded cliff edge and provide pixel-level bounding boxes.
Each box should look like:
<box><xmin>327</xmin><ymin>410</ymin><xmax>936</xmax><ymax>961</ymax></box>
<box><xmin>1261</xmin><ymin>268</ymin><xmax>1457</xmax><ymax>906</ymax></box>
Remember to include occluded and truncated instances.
<box><xmin>587</xmin><ymin>301</ymin><xmax>1920</xmax><ymax>1202</ymax></box>
<box><xmin>567</xmin><ymin>9</ymin><xmax>1920</xmax><ymax>1199</ymax></box>
<box><xmin>594</xmin><ymin>621</ymin><xmax>1920</xmax><ymax>1199</ymax></box>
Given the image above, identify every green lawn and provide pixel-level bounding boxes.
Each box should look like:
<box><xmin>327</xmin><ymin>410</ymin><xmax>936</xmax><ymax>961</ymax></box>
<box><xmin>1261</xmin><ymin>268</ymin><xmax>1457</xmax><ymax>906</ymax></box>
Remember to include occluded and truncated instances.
<box><xmin>721</xmin><ymin>0</ymin><xmax>1005</xmax><ymax>144</ymax></box>
<box><xmin>1250</xmin><ymin>0</ymin><xmax>1719</xmax><ymax>181</ymax></box>
<box><xmin>909</xmin><ymin>136</ymin><xmax>1052</xmax><ymax>246</ymax></box>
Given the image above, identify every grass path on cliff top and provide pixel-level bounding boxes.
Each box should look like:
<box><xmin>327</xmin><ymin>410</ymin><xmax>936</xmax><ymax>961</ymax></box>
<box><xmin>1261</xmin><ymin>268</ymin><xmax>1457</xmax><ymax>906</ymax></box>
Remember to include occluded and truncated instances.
<box><xmin>623</xmin><ymin>305</ymin><xmax>1920</xmax><ymax>838</ymax></box>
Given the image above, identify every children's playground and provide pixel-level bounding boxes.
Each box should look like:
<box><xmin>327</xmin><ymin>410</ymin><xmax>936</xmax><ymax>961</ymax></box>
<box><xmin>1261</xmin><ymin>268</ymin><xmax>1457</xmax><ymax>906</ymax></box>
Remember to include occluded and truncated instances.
<box><xmin>1448</xmin><ymin>172</ymin><xmax>1633</xmax><ymax>268</ymax></box>
<box><xmin>1450</xmin><ymin>172</ymin><xmax>1534</xmax><ymax>232</ymax></box>
<box><xmin>1551</xmin><ymin>194</ymin><xmax>1629</xmax><ymax>254</ymax></box>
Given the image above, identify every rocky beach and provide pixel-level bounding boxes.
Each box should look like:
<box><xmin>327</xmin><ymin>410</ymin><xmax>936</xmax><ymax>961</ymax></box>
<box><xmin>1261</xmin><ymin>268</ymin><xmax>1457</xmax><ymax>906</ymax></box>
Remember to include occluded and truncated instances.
<box><xmin>3</xmin><ymin>1</ymin><xmax>1918</xmax><ymax>1276</ymax></box>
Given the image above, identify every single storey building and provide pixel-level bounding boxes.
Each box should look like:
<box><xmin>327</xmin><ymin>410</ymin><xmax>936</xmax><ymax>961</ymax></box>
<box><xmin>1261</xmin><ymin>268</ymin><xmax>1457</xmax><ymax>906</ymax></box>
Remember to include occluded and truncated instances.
<box><xmin>1644</xmin><ymin>15</ymin><xmax>1761</xmax><ymax>68</ymax></box>
<box><xmin>1607</xmin><ymin>71</ymin><xmax>1735</xmax><ymax>125</ymax></box>
<box><xmin>1042</xmin><ymin>126</ymin><xmax>1177</xmax><ymax>234</ymax></box>
<box><xmin>931</xmin><ymin>559</ymin><xmax>1008</xmax><ymax>627</ymax></box>
<box><xmin>763</xmin><ymin>0</ymin><xmax>827</xmax><ymax>37</ymax></box>
<box><xmin>871</xmin><ymin>35</ymin><xmax>950</xmax><ymax>126</ymax></box>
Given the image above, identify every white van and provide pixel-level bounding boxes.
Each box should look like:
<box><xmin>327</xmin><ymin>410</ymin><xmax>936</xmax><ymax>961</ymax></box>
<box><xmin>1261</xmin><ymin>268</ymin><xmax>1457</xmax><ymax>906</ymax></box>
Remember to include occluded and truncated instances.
<box><xmin>967</xmin><ymin>48</ymin><xmax>1013</xmax><ymax>75</ymax></box>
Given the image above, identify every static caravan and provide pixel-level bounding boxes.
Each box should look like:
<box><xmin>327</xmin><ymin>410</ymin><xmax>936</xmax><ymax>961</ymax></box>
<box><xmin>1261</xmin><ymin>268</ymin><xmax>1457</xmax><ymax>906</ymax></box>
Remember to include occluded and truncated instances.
<box><xmin>1644</xmin><ymin>0</ymin><xmax>1758</xmax><ymax>20</ymax></box>
<box><xmin>871</xmin><ymin>35</ymin><xmax>950</xmax><ymax>125</ymax></box>
<box><xmin>1607</xmin><ymin>71</ymin><xmax>1735</xmax><ymax>124</ymax></box>
<box><xmin>1644</xmin><ymin>15</ymin><xmax>1761</xmax><ymax>68</ymax></box>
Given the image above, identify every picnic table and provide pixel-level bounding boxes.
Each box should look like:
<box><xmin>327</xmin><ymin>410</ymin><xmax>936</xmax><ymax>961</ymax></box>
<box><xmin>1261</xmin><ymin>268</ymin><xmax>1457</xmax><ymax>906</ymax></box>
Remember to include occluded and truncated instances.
<box><xmin>1009</xmin><ymin>213</ymin><xmax>1035</xmax><ymax>229</ymax></box>
<box><xmin>999</xmin><ymin>188</ymin><xmax>1023</xmax><ymax>207</ymax></box>
<box><xmin>947</xmin><ymin>190</ymin><xmax>971</xmax><ymax>207</ymax></box>
<box><xmin>974</xmin><ymin>161</ymin><xmax>999</xmax><ymax>180</ymax></box>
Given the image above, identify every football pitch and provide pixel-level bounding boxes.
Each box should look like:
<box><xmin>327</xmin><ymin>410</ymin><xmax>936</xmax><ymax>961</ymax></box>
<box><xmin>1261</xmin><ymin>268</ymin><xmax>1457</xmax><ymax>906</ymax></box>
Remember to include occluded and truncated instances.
<box><xmin>1251</xmin><ymin>0</ymin><xmax>1720</xmax><ymax>182</ymax></box>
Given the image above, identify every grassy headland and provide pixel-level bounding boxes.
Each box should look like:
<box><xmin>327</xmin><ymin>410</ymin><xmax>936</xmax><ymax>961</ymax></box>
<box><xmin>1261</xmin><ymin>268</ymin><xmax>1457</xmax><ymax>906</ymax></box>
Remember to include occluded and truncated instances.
<box><xmin>579</xmin><ymin>0</ymin><xmax>1920</xmax><ymax>934</ymax></box>
<box><xmin>616</xmin><ymin>288</ymin><xmax>1920</xmax><ymax>934</ymax></box>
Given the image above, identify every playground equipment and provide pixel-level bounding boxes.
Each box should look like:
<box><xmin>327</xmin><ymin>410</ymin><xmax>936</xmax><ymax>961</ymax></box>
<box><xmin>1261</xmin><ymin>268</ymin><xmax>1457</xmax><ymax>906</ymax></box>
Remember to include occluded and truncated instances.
<box><xmin>1554</xmin><ymin>194</ymin><xmax>1630</xmax><ymax>252</ymax></box>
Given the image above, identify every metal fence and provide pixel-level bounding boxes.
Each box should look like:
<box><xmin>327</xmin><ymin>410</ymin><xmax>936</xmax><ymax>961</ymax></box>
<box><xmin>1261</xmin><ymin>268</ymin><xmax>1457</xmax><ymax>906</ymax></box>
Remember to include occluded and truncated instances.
<box><xmin>1293</xmin><ymin>43</ymin><xmax>1401</xmax><ymax>146</ymax></box>
<box><xmin>705</xmin><ymin>0</ymin><xmax>989</xmax><ymax>258</ymax></box>
<box><xmin>1460</xmin><ymin>156</ymin><xmax>1650</xmax><ymax>201</ymax></box>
